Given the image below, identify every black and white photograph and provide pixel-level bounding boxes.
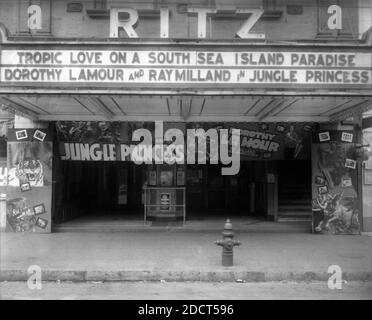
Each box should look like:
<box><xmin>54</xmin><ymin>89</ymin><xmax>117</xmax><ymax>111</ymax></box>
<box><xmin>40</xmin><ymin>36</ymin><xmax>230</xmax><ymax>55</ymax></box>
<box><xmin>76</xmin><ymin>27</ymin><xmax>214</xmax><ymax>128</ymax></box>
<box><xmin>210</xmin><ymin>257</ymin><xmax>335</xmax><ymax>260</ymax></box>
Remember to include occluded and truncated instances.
<box><xmin>19</xmin><ymin>182</ymin><xmax>31</xmax><ymax>192</ymax></box>
<box><xmin>315</xmin><ymin>176</ymin><xmax>326</xmax><ymax>185</ymax></box>
<box><xmin>33</xmin><ymin>203</ymin><xmax>46</xmax><ymax>216</ymax></box>
<box><xmin>345</xmin><ymin>158</ymin><xmax>357</xmax><ymax>169</ymax></box>
<box><xmin>33</xmin><ymin>129</ymin><xmax>47</xmax><ymax>142</ymax></box>
<box><xmin>341</xmin><ymin>132</ymin><xmax>354</xmax><ymax>143</ymax></box>
<box><xmin>318</xmin><ymin>131</ymin><xmax>331</xmax><ymax>142</ymax></box>
<box><xmin>35</xmin><ymin>217</ymin><xmax>48</xmax><ymax>229</ymax></box>
<box><xmin>0</xmin><ymin>0</ymin><xmax>372</xmax><ymax>312</ymax></box>
<box><xmin>15</xmin><ymin>130</ymin><xmax>28</xmax><ymax>140</ymax></box>
<box><xmin>317</xmin><ymin>185</ymin><xmax>329</xmax><ymax>195</ymax></box>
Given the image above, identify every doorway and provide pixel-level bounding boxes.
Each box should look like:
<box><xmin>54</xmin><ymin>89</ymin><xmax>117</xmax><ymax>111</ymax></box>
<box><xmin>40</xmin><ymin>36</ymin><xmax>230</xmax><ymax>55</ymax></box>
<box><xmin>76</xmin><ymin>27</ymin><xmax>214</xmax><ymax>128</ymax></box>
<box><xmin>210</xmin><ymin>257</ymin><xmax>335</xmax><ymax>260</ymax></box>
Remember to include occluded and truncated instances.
<box><xmin>186</xmin><ymin>162</ymin><xmax>268</xmax><ymax>219</ymax></box>
<box><xmin>277</xmin><ymin>160</ymin><xmax>312</xmax><ymax>219</ymax></box>
<box><xmin>55</xmin><ymin>161</ymin><xmax>144</xmax><ymax>223</ymax></box>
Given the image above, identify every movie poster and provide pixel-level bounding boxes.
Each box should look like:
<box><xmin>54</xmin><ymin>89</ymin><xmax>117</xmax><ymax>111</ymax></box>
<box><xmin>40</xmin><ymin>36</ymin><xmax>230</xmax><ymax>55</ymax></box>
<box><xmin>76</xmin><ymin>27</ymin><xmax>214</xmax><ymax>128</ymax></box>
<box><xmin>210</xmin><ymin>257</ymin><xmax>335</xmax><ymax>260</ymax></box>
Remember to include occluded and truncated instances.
<box><xmin>187</xmin><ymin>122</ymin><xmax>314</xmax><ymax>161</ymax></box>
<box><xmin>225</xmin><ymin>122</ymin><xmax>315</xmax><ymax>160</ymax></box>
<box><xmin>311</xmin><ymin>130</ymin><xmax>360</xmax><ymax>235</ymax></box>
<box><xmin>5</xmin><ymin>128</ymin><xmax>53</xmax><ymax>233</ymax></box>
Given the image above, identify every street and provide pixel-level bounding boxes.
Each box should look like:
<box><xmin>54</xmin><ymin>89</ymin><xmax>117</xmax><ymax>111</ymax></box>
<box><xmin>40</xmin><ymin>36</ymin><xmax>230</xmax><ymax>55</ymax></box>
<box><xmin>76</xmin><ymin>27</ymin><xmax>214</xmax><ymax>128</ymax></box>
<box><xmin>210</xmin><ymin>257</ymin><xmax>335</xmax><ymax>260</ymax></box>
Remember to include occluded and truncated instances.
<box><xmin>1</xmin><ymin>281</ymin><xmax>371</xmax><ymax>300</ymax></box>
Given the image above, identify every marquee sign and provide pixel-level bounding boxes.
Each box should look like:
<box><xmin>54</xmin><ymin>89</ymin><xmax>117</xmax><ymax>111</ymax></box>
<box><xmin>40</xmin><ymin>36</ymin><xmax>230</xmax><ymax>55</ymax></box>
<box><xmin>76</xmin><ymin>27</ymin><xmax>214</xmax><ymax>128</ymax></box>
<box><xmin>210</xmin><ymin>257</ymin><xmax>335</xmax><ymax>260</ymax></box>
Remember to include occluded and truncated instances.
<box><xmin>1</xmin><ymin>48</ymin><xmax>371</xmax><ymax>90</ymax></box>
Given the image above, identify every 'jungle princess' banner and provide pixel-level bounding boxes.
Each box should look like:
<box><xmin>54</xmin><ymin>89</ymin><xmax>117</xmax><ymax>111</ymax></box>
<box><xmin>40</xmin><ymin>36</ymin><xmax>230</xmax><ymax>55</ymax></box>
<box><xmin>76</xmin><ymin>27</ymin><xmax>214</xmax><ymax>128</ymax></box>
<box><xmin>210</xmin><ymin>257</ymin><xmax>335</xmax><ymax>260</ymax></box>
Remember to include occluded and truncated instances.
<box><xmin>56</xmin><ymin>121</ymin><xmax>314</xmax><ymax>162</ymax></box>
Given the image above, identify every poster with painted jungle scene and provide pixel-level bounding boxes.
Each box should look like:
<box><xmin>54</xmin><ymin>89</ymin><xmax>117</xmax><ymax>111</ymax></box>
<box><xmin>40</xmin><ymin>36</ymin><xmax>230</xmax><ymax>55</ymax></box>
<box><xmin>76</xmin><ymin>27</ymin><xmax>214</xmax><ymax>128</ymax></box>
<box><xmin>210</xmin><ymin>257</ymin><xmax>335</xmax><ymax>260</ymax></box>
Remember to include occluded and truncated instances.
<box><xmin>312</xmin><ymin>130</ymin><xmax>360</xmax><ymax>235</ymax></box>
<box><xmin>5</xmin><ymin>128</ymin><xmax>53</xmax><ymax>233</ymax></box>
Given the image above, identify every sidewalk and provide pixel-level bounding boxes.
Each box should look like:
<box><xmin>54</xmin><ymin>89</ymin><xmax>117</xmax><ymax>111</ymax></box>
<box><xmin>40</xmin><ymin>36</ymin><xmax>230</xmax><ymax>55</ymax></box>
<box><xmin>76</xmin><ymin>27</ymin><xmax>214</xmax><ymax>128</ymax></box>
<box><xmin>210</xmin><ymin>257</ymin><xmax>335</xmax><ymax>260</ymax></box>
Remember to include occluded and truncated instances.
<box><xmin>1</xmin><ymin>224</ymin><xmax>372</xmax><ymax>282</ymax></box>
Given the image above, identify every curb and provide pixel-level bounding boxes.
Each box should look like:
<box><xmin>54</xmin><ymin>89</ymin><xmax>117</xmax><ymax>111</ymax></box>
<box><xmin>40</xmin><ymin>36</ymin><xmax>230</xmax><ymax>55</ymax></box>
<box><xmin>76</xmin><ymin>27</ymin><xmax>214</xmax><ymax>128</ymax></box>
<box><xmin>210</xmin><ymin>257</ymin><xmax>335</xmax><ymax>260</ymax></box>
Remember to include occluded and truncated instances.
<box><xmin>1</xmin><ymin>269</ymin><xmax>372</xmax><ymax>282</ymax></box>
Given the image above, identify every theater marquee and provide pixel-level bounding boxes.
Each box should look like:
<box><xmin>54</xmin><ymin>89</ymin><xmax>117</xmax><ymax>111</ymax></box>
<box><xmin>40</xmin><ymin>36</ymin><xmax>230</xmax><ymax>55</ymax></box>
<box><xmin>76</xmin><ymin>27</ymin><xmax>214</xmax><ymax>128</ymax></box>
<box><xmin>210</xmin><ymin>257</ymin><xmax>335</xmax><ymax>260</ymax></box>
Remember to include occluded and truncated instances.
<box><xmin>1</xmin><ymin>47</ymin><xmax>371</xmax><ymax>90</ymax></box>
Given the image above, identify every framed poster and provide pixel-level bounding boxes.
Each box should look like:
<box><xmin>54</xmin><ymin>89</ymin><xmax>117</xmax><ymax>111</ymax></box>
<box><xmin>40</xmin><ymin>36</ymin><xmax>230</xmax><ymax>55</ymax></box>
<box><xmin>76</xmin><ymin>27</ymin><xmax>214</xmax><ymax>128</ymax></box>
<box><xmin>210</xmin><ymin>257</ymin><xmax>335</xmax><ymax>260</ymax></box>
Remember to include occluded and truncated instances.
<box><xmin>318</xmin><ymin>132</ymin><xmax>330</xmax><ymax>142</ymax></box>
<box><xmin>341</xmin><ymin>132</ymin><xmax>353</xmax><ymax>143</ymax></box>
<box><xmin>15</xmin><ymin>130</ymin><xmax>28</xmax><ymax>140</ymax></box>
<box><xmin>345</xmin><ymin>159</ymin><xmax>357</xmax><ymax>169</ymax></box>
<box><xmin>159</xmin><ymin>193</ymin><xmax>171</xmax><ymax>211</ymax></box>
<box><xmin>149</xmin><ymin>171</ymin><xmax>157</xmax><ymax>186</ymax></box>
<box><xmin>176</xmin><ymin>170</ymin><xmax>185</xmax><ymax>186</ymax></box>
<box><xmin>160</xmin><ymin>170</ymin><xmax>173</xmax><ymax>186</ymax></box>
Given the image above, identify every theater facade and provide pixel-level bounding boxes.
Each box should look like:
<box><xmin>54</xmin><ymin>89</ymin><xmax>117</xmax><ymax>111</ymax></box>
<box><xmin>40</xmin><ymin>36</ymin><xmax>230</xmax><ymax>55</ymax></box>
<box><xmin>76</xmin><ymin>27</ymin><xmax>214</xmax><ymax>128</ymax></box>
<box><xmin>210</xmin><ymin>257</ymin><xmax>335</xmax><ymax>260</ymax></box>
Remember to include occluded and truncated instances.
<box><xmin>0</xmin><ymin>1</ymin><xmax>372</xmax><ymax>234</ymax></box>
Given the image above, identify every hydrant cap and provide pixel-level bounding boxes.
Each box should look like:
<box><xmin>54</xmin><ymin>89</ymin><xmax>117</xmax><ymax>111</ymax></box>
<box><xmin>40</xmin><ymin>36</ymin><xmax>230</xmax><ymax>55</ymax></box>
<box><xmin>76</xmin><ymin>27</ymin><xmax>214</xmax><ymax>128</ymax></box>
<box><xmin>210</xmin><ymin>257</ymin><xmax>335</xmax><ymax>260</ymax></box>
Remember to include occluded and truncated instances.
<box><xmin>224</xmin><ymin>219</ymin><xmax>232</xmax><ymax>230</ymax></box>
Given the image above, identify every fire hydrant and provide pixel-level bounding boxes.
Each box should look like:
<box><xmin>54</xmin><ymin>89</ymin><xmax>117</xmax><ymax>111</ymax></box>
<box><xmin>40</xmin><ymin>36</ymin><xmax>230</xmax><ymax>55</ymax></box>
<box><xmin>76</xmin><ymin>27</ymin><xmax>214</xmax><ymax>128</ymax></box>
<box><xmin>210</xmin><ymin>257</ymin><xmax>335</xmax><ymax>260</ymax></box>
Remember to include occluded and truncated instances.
<box><xmin>215</xmin><ymin>219</ymin><xmax>241</xmax><ymax>267</ymax></box>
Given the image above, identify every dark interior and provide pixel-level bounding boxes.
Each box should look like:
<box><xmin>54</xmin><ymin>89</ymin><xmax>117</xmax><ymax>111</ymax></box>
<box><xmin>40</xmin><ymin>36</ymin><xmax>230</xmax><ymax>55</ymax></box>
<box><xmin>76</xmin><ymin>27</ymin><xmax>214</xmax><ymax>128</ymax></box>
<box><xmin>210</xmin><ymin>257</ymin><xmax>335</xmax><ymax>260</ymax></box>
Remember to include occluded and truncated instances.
<box><xmin>55</xmin><ymin>159</ymin><xmax>312</xmax><ymax>223</ymax></box>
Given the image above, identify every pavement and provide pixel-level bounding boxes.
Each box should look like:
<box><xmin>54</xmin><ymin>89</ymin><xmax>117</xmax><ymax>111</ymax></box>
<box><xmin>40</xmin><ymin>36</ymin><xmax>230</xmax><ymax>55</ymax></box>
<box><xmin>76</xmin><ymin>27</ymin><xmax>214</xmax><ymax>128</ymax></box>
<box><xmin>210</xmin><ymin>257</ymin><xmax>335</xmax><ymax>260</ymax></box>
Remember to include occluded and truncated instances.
<box><xmin>1</xmin><ymin>281</ymin><xmax>372</xmax><ymax>300</ymax></box>
<box><xmin>1</xmin><ymin>219</ymin><xmax>372</xmax><ymax>282</ymax></box>
<box><xmin>53</xmin><ymin>215</ymin><xmax>312</xmax><ymax>232</ymax></box>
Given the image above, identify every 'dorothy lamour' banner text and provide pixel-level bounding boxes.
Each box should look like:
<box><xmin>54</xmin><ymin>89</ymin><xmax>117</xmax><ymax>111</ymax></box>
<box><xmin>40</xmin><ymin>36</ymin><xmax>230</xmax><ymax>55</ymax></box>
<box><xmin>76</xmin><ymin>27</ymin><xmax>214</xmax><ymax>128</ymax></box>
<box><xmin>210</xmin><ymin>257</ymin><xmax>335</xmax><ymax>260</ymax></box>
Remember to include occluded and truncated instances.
<box><xmin>1</xmin><ymin>49</ymin><xmax>371</xmax><ymax>88</ymax></box>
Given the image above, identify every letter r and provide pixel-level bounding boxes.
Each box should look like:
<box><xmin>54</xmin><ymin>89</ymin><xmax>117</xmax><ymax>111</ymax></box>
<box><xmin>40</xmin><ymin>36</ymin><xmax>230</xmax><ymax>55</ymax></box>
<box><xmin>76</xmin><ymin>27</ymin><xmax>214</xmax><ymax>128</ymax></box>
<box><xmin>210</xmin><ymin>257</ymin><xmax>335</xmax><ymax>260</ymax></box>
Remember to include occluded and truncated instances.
<box><xmin>110</xmin><ymin>8</ymin><xmax>139</xmax><ymax>38</ymax></box>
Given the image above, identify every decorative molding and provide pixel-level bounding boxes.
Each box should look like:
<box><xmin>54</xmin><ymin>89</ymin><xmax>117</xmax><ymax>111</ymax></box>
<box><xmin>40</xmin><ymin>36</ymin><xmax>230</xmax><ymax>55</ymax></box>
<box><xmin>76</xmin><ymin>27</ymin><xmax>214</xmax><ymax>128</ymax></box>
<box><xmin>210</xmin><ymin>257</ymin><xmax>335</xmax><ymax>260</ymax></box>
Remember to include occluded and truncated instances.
<box><xmin>330</xmin><ymin>99</ymin><xmax>372</xmax><ymax>122</ymax></box>
<box><xmin>0</xmin><ymin>22</ymin><xmax>10</xmax><ymax>43</ymax></box>
<box><xmin>87</xmin><ymin>9</ymin><xmax>162</xmax><ymax>19</ymax></box>
<box><xmin>361</xmin><ymin>26</ymin><xmax>372</xmax><ymax>46</ymax></box>
<box><xmin>0</xmin><ymin>97</ymin><xmax>39</xmax><ymax>120</ymax></box>
<box><xmin>86</xmin><ymin>8</ymin><xmax>282</xmax><ymax>20</ymax></box>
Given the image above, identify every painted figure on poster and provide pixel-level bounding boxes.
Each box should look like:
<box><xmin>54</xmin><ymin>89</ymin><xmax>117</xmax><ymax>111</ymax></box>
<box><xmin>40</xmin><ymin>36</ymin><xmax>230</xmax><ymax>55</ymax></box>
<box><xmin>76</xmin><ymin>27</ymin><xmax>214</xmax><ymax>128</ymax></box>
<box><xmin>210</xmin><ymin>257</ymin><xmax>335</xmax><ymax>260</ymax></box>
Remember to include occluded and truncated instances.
<box><xmin>6</xmin><ymin>197</ymin><xmax>48</xmax><ymax>232</ymax></box>
<box><xmin>11</xmin><ymin>158</ymin><xmax>44</xmax><ymax>187</ymax></box>
<box><xmin>314</xmin><ymin>191</ymin><xmax>359</xmax><ymax>233</ymax></box>
<box><xmin>284</xmin><ymin>125</ymin><xmax>304</xmax><ymax>159</ymax></box>
<box><xmin>7</xmin><ymin>142</ymin><xmax>52</xmax><ymax>187</ymax></box>
<box><xmin>56</xmin><ymin>121</ymin><xmax>122</xmax><ymax>144</ymax></box>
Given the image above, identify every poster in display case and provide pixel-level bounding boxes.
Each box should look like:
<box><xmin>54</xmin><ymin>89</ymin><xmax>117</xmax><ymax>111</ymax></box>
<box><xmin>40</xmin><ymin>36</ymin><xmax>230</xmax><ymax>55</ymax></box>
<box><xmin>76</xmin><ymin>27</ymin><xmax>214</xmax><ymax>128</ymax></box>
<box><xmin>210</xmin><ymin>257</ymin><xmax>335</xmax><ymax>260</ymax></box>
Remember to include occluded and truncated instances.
<box><xmin>160</xmin><ymin>193</ymin><xmax>171</xmax><ymax>211</ymax></box>
<box><xmin>149</xmin><ymin>170</ymin><xmax>157</xmax><ymax>186</ymax></box>
<box><xmin>177</xmin><ymin>170</ymin><xmax>185</xmax><ymax>186</ymax></box>
<box><xmin>160</xmin><ymin>170</ymin><xmax>173</xmax><ymax>186</ymax></box>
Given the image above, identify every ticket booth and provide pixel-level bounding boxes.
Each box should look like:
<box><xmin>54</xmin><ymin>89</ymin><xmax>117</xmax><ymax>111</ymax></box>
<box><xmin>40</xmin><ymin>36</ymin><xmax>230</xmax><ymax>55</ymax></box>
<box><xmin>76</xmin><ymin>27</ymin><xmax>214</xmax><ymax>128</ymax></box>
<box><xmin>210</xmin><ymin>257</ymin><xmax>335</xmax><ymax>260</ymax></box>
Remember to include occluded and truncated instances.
<box><xmin>143</xmin><ymin>164</ymin><xmax>186</xmax><ymax>224</ymax></box>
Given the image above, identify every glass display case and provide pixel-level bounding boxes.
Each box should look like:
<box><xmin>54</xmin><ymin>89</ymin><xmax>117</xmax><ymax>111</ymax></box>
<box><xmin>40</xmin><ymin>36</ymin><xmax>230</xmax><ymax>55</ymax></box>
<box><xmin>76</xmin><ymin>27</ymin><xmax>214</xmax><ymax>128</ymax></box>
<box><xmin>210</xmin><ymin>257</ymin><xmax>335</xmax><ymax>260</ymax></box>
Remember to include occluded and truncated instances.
<box><xmin>143</xmin><ymin>164</ymin><xmax>186</xmax><ymax>224</ymax></box>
